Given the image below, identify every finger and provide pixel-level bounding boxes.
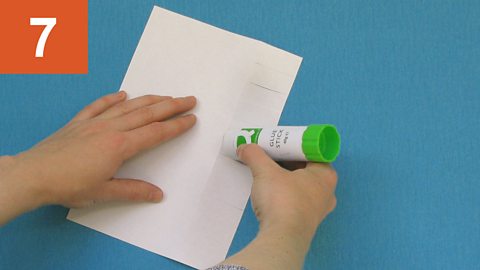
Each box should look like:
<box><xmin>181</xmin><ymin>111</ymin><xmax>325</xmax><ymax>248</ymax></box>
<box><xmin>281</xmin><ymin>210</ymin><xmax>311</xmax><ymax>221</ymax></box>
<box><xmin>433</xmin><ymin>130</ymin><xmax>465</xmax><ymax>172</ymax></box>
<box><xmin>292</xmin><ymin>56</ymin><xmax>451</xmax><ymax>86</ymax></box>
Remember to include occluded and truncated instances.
<box><xmin>124</xmin><ymin>114</ymin><xmax>196</xmax><ymax>158</ymax></box>
<box><xmin>306</xmin><ymin>162</ymin><xmax>338</xmax><ymax>190</ymax></box>
<box><xmin>114</xmin><ymin>96</ymin><xmax>197</xmax><ymax>131</ymax></box>
<box><xmin>72</xmin><ymin>91</ymin><xmax>126</xmax><ymax>122</ymax></box>
<box><xmin>94</xmin><ymin>178</ymin><xmax>163</xmax><ymax>203</ymax></box>
<box><xmin>98</xmin><ymin>95</ymin><xmax>172</xmax><ymax>119</ymax></box>
<box><xmin>328</xmin><ymin>197</ymin><xmax>337</xmax><ymax>213</ymax></box>
<box><xmin>237</xmin><ymin>144</ymin><xmax>283</xmax><ymax>178</ymax></box>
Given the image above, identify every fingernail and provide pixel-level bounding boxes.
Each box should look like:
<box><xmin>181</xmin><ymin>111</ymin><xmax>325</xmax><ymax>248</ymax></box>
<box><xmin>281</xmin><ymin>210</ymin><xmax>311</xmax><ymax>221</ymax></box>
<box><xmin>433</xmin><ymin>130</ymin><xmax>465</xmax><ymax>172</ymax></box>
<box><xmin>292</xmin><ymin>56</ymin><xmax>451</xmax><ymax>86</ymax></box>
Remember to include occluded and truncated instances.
<box><xmin>185</xmin><ymin>114</ymin><xmax>197</xmax><ymax>120</ymax></box>
<box><xmin>149</xmin><ymin>189</ymin><xmax>163</xmax><ymax>202</ymax></box>
<box><xmin>118</xmin><ymin>91</ymin><xmax>126</xmax><ymax>98</ymax></box>
<box><xmin>236</xmin><ymin>144</ymin><xmax>247</xmax><ymax>159</ymax></box>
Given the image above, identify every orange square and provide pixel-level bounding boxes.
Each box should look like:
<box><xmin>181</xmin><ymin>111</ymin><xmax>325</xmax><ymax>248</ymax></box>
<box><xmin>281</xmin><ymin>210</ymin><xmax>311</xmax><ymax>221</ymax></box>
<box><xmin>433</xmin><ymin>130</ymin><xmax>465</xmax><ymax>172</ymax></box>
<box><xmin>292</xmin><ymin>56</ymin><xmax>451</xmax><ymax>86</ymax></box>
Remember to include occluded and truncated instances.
<box><xmin>0</xmin><ymin>1</ymin><xmax>88</xmax><ymax>74</ymax></box>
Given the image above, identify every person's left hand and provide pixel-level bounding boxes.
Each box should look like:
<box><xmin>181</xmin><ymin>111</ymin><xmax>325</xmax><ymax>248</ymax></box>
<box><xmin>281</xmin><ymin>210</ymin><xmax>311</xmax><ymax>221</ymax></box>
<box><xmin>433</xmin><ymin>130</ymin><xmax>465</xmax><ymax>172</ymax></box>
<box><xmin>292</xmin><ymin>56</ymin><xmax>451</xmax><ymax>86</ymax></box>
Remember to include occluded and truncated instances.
<box><xmin>8</xmin><ymin>91</ymin><xmax>196</xmax><ymax>209</ymax></box>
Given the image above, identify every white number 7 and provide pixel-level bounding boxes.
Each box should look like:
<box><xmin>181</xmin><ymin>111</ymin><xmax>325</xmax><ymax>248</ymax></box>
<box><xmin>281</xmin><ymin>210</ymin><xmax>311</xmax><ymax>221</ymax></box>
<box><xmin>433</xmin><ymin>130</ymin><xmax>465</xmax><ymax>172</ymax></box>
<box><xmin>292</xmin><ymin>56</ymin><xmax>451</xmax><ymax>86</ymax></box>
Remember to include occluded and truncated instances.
<box><xmin>30</xmin><ymin>18</ymin><xmax>57</xmax><ymax>58</ymax></box>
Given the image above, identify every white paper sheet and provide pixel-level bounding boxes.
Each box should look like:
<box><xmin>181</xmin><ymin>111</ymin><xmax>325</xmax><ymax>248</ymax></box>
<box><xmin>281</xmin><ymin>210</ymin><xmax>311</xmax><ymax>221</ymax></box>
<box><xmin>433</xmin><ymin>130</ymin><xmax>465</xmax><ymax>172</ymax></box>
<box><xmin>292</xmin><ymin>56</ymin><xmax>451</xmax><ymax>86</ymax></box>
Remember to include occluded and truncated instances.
<box><xmin>67</xmin><ymin>6</ymin><xmax>302</xmax><ymax>269</ymax></box>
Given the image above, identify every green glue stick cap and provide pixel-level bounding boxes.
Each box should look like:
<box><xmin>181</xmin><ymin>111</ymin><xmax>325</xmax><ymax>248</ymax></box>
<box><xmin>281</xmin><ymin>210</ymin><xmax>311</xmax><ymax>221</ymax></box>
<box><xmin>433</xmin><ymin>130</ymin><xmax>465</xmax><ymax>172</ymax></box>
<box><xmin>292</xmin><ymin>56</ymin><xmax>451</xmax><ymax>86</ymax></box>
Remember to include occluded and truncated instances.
<box><xmin>302</xmin><ymin>124</ymin><xmax>341</xmax><ymax>162</ymax></box>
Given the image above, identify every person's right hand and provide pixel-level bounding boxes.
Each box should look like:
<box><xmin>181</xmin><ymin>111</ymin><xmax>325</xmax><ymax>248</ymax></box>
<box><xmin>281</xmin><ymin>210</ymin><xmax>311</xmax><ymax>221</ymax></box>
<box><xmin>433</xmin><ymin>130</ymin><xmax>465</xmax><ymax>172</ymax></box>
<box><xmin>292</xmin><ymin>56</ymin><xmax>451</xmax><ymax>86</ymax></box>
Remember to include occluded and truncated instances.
<box><xmin>217</xmin><ymin>144</ymin><xmax>337</xmax><ymax>269</ymax></box>
<box><xmin>237</xmin><ymin>144</ymin><xmax>337</xmax><ymax>238</ymax></box>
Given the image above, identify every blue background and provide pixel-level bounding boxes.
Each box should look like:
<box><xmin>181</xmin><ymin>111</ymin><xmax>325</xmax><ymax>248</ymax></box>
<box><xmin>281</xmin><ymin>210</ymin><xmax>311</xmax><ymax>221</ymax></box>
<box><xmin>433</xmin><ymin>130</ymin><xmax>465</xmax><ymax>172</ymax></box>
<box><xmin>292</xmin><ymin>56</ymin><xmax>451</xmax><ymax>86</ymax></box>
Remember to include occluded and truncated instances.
<box><xmin>1</xmin><ymin>1</ymin><xmax>479</xmax><ymax>269</ymax></box>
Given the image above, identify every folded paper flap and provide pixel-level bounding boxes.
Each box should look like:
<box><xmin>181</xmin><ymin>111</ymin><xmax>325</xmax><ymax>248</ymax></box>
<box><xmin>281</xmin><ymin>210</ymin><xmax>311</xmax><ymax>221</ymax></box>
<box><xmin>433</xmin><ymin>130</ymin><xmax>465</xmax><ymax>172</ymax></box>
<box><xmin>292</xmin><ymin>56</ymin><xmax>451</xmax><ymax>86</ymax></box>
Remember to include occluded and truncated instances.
<box><xmin>250</xmin><ymin>62</ymin><xmax>296</xmax><ymax>93</ymax></box>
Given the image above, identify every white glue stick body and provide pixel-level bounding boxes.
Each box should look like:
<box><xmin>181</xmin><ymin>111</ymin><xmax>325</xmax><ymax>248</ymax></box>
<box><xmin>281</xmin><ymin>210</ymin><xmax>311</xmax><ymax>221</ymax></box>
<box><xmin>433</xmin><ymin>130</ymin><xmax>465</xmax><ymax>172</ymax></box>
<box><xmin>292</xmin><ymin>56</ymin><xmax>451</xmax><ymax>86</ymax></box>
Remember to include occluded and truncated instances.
<box><xmin>221</xmin><ymin>125</ymin><xmax>341</xmax><ymax>163</ymax></box>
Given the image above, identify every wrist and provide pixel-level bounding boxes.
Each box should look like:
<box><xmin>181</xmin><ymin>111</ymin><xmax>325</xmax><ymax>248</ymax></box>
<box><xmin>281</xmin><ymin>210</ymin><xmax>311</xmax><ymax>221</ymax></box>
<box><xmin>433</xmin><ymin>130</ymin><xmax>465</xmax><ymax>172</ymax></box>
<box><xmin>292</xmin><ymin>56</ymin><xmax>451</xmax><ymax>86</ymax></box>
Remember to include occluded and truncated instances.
<box><xmin>259</xmin><ymin>216</ymin><xmax>318</xmax><ymax>242</ymax></box>
<box><xmin>221</xmin><ymin>219</ymin><xmax>315</xmax><ymax>270</ymax></box>
<box><xmin>257</xmin><ymin>220</ymin><xmax>316</xmax><ymax>257</ymax></box>
<box><xmin>0</xmin><ymin>155</ymin><xmax>50</xmax><ymax>211</ymax></box>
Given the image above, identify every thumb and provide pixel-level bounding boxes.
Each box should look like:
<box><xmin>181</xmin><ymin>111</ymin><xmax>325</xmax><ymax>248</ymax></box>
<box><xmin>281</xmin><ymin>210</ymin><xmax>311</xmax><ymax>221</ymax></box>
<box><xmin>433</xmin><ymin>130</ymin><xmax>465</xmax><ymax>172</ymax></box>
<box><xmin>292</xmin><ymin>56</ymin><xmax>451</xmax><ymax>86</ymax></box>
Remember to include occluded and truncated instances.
<box><xmin>95</xmin><ymin>178</ymin><xmax>163</xmax><ymax>203</ymax></box>
<box><xmin>237</xmin><ymin>144</ymin><xmax>281</xmax><ymax>177</ymax></box>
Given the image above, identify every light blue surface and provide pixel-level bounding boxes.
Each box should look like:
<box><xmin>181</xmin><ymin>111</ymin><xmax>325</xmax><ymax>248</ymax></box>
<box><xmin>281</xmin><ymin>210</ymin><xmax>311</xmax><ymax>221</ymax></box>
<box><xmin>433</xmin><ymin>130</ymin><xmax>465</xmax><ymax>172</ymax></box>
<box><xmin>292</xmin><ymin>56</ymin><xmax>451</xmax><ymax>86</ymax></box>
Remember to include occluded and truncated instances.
<box><xmin>1</xmin><ymin>1</ymin><xmax>479</xmax><ymax>269</ymax></box>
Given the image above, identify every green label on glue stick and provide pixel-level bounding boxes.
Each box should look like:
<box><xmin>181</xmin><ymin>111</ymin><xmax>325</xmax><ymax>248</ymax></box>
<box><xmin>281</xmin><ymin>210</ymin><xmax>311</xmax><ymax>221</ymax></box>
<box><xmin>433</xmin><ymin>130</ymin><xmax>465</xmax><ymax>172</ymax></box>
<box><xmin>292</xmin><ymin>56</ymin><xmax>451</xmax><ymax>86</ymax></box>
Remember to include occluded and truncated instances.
<box><xmin>235</xmin><ymin>128</ymin><xmax>262</xmax><ymax>147</ymax></box>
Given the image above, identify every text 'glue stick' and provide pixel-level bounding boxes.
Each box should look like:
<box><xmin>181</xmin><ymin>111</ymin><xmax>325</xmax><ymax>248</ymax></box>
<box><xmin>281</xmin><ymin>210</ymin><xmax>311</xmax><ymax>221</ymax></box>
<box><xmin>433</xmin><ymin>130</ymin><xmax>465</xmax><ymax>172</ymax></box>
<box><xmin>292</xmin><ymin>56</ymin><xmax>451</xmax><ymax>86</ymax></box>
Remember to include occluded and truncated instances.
<box><xmin>221</xmin><ymin>124</ymin><xmax>341</xmax><ymax>163</ymax></box>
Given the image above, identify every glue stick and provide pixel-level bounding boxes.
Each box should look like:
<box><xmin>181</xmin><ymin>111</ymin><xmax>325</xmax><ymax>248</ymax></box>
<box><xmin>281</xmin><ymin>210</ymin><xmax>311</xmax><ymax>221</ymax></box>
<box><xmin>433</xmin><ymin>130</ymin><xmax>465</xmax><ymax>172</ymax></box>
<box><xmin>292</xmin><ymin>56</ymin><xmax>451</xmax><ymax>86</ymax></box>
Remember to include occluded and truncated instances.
<box><xmin>221</xmin><ymin>124</ymin><xmax>341</xmax><ymax>162</ymax></box>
